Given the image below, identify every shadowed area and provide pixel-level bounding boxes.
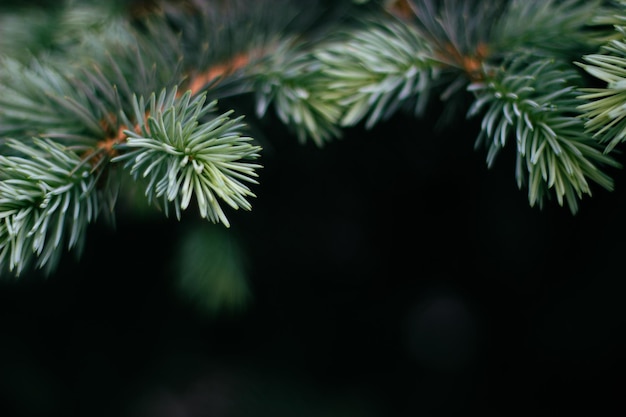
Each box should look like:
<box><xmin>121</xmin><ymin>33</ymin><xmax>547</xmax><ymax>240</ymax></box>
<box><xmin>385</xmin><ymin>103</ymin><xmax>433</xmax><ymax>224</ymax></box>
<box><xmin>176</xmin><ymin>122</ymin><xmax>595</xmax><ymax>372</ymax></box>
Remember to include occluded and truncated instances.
<box><xmin>0</xmin><ymin>111</ymin><xmax>624</xmax><ymax>416</ymax></box>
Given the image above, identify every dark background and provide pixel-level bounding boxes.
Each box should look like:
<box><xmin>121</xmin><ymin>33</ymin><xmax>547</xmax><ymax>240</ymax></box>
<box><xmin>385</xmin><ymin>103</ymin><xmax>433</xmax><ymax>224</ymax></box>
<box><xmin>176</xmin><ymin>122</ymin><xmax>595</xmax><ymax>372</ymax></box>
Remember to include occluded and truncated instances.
<box><xmin>0</xmin><ymin>107</ymin><xmax>624</xmax><ymax>416</ymax></box>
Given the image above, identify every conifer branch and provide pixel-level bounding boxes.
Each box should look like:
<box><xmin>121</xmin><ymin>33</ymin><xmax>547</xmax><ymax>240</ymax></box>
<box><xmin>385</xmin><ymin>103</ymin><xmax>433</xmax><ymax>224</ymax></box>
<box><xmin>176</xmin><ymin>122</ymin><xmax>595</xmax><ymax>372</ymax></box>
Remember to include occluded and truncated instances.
<box><xmin>489</xmin><ymin>0</ymin><xmax>609</xmax><ymax>60</ymax></box>
<box><xmin>577</xmin><ymin>26</ymin><xmax>626</xmax><ymax>152</ymax></box>
<box><xmin>252</xmin><ymin>39</ymin><xmax>344</xmax><ymax>146</ymax></box>
<box><xmin>0</xmin><ymin>57</ymin><xmax>93</xmax><ymax>138</ymax></box>
<box><xmin>313</xmin><ymin>16</ymin><xmax>439</xmax><ymax>129</ymax></box>
<box><xmin>112</xmin><ymin>88</ymin><xmax>262</xmax><ymax>227</ymax></box>
<box><xmin>2</xmin><ymin>0</ymin><xmax>626</xmax><ymax>276</ymax></box>
<box><xmin>468</xmin><ymin>56</ymin><xmax>620</xmax><ymax>213</ymax></box>
<box><xmin>0</xmin><ymin>138</ymin><xmax>99</xmax><ymax>276</ymax></box>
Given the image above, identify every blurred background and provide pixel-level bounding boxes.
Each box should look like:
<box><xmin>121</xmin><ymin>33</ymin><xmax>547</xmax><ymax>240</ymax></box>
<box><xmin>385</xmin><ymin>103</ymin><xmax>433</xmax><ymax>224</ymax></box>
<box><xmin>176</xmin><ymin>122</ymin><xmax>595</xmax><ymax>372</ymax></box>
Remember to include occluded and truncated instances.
<box><xmin>1</xmin><ymin>109</ymin><xmax>624</xmax><ymax>416</ymax></box>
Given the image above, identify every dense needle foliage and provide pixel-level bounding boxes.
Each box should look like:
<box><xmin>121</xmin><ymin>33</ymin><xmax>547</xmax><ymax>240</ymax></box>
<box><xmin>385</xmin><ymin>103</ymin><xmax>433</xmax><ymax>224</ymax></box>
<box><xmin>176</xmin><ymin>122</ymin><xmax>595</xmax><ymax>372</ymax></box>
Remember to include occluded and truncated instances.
<box><xmin>1</xmin><ymin>0</ymin><xmax>626</xmax><ymax>278</ymax></box>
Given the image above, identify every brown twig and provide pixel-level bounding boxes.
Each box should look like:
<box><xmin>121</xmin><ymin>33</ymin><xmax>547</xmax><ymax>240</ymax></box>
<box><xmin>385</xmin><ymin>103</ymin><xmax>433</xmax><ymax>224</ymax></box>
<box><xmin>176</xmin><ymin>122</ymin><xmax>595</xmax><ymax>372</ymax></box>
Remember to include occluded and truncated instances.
<box><xmin>183</xmin><ymin>52</ymin><xmax>251</xmax><ymax>96</ymax></box>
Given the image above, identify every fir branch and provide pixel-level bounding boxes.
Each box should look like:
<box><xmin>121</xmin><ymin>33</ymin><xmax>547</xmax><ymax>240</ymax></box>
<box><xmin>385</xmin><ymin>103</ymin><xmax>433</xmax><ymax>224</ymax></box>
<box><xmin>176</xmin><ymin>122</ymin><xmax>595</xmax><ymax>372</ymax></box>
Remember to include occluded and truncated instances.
<box><xmin>112</xmin><ymin>88</ymin><xmax>262</xmax><ymax>227</ymax></box>
<box><xmin>0</xmin><ymin>57</ymin><xmax>112</xmax><ymax>141</ymax></box>
<box><xmin>0</xmin><ymin>7</ymin><xmax>60</xmax><ymax>61</ymax></box>
<box><xmin>0</xmin><ymin>1</ymin><xmax>134</xmax><ymax>67</ymax></box>
<box><xmin>0</xmin><ymin>138</ymin><xmax>99</xmax><ymax>276</ymax></box>
<box><xmin>1</xmin><ymin>0</ymin><xmax>624</xmax><ymax>278</ymax></box>
<box><xmin>252</xmin><ymin>39</ymin><xmax>344</xmax><ymax>146</ymax></box>
<box><xmin>490</xmin><ymin>0</ymin><xmax>609</xmax><ymax>60</ymax></box>
<box><xmin>577</xmin><ymin>26</ymin><xmax>626</xmax><ymax>152</ymax></box>
<box><xmin>0</xmin><ymin>27</ymin><xmax>179</xmax><ymax>144</ymax></box>
<box><xmin>138</xmin><ymin>0</ymin><xmax>344</xmax><ymax>103</ymax></box>
<box><xmin>386</xmin><ymin>0</ymin><xmax>505</xmax><ymax>120</ymax></box>
<box><xmin>0</xmin><ymin>58</ymin><xmax>80</xmax><ymax>138</ymax></box>
<box><xmin>576</xmin><ymin>0</ymin><xmax>626</xmax><ymax>45</ymax></box>
<box><xmin>313</xmin><ymin>15</ymin><xmax>438</xmax><ymax>129</ymax></box>
<box><xmin>403</xmin><ymin>0</ymin><xmax>505</xmax><ymax>60</ymax></box>
<box><xmin>155</xmin><ymin>0</ymin><xmax>306</xmax><ymax>72</ymax></box>
<box><xmin>468</xmin><ymin>56</ymin><xmax>619</xmax><ymax>213</ymax></box>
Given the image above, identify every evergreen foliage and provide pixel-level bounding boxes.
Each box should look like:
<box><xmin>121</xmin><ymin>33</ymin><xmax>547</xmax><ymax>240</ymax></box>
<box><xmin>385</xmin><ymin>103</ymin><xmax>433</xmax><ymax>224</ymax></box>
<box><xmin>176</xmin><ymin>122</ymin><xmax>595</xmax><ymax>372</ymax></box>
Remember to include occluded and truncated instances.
<box><xmin>2</xmin><ymin>0</ymin><xmax>626</xmax><ymax>279</ymax></box>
